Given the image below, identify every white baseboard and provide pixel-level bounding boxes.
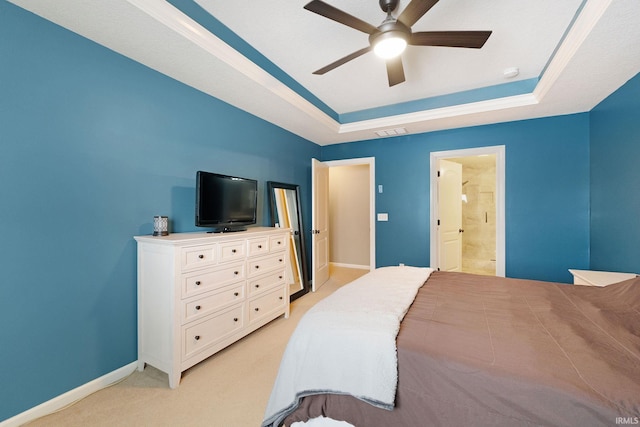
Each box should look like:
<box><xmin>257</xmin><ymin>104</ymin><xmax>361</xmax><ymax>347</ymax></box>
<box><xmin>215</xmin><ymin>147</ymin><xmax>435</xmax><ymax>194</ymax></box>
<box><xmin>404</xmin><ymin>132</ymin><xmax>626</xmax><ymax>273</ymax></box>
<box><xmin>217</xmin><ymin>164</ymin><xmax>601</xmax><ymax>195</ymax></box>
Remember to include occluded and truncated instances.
<box><xmin>330</xmin><ymin>262</ymin><xmax>371</xmax><ymax>270</ymax></box>
<box><xmin>1</xmin><ymin>361</ymin><xmax>137</xmax><ymax>427</ymax></box>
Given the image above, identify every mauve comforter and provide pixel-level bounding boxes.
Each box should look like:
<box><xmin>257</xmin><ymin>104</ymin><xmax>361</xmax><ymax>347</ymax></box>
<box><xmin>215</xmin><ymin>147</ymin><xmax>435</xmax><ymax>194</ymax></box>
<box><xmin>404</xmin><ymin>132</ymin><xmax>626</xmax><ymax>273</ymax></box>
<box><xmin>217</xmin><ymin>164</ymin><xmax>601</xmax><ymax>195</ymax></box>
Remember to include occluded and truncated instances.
<box><xmin>284</xmin><ymin>271</ymin><xmax>640</xmax><ymax>427</ymax></box>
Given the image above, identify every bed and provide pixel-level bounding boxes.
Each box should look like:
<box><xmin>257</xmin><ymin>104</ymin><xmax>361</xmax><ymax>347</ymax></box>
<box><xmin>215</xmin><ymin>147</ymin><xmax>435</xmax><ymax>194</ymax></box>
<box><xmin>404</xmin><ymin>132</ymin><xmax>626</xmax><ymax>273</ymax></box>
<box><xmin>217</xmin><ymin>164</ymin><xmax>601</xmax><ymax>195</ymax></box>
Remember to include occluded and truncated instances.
<box><xmin>262</xmin><ymin>266</ymin><xmax>640</xmax><ymax>427</ymax></box>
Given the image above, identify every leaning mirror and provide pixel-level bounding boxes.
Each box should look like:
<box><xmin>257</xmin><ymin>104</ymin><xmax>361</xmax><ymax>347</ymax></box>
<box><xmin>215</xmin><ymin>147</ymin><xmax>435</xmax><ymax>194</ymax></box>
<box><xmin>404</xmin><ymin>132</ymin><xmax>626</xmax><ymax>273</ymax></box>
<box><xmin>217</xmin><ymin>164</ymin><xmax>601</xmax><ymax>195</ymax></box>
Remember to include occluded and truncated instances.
<box><xmin>267</xmin><ymin>182</ymin><xmax>310</xmax><ymax>301</ymax></box>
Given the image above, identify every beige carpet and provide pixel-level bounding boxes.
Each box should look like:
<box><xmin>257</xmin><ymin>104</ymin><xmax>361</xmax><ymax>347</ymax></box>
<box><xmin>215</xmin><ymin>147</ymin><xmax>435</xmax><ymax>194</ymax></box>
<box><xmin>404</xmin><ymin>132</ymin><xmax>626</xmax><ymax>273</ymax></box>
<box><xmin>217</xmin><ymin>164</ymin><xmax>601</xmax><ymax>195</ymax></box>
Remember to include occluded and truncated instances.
<box><xmin>26</xmin><ymin>267</ymin><xmax>367</xmax><ymax>427</ymax></box>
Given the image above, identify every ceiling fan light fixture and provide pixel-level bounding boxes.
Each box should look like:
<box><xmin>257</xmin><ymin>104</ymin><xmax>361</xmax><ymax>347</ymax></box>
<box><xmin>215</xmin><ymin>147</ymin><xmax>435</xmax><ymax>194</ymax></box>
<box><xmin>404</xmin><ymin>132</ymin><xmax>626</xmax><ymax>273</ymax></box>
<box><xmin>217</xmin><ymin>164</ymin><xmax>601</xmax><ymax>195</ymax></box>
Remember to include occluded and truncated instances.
<box><xmin>373</xmin><ymin>32</ymin><xmax>408</xmax><ymax>59</ymax></box>
<box><xmin>373</xmin><ymin>31</ymin><xmax>407</xmax><ymax>59</ymax></box>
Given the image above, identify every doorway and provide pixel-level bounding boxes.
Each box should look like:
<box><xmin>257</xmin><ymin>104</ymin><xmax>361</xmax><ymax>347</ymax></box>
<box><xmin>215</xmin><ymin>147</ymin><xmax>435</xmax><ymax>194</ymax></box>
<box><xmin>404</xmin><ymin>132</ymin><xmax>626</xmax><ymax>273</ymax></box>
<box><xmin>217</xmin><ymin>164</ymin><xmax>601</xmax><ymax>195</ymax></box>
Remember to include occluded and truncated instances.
<box><xmin>311</xmin><ymin>157</ymin><xmax>376</xmax><ymax>291</ymax></box>
<box><xmin>430</xmin><ymin>146</ymin><xmax>505</xmax><ymax>277</ymax></box>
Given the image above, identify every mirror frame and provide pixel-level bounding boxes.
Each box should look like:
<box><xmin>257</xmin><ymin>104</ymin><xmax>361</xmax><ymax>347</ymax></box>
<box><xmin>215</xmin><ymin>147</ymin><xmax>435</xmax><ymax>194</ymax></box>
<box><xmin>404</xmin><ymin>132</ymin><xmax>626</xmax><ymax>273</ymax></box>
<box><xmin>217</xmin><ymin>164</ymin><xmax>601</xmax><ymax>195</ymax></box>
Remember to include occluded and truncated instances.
<box><xmin>267</xmin><ymin>181</ymin><xmax>310</xmax><ymax>302</ymax></box>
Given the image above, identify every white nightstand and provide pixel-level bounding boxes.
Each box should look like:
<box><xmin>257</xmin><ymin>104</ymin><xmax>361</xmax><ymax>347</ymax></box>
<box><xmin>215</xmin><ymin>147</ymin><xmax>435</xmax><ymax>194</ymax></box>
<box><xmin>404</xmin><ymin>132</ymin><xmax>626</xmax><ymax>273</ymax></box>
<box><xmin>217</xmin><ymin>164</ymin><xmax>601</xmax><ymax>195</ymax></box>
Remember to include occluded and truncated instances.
<box><xmin>568</xmin><ymin>269</ymin><xmax>637</xmax><ymax>287</ymax></box>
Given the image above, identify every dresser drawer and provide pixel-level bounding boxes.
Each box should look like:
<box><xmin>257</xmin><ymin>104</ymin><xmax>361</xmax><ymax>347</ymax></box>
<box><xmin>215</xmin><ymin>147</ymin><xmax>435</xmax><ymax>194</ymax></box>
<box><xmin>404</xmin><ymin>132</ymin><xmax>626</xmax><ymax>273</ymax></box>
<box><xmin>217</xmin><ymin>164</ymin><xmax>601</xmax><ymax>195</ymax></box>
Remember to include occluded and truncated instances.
<box><xmin>269</xmin><ymin>234</ymin><xmax>288</xmax><ymax>253</ymax></box>
<box><xmin>181</xmin><ymin>244</ymin><xmax>217</xmax><ymax>271</ymax></box>
<box><xmin>182</xmin><ymin>282</ymin><xmax>245</xmax><ymax>325</ymax></box>
<box><xmin>247</xmin><ymin>270</ymin><xmax>285</xmax><ymax>297</ymax></box>
<box><xmin>183</xmin><ymin>304</ymin><xmax>244</xmax><ymax>361</ymax></box>
<box><xmin>247</xmin><ymin>237</ymin><xmax>269</xmax><ymax>257</ymax></box>
<box><xmin>218</xmin><ymin>240</ymin><xmax>246</xmax><ymax>263</ymax></box>
<box><xmin>182</xmin><ymin>262</ymin><xmax>245</xmax><ymax>298</ymax></box>
<box><xmin>247</xmin><ymin>253</ymin><xmax>286</xmax><ymax>277</ymax></box>
<box><xmin>249</xmin><ymin>287</ymin><xmax>286</xmax><ymax>324</ymax></box>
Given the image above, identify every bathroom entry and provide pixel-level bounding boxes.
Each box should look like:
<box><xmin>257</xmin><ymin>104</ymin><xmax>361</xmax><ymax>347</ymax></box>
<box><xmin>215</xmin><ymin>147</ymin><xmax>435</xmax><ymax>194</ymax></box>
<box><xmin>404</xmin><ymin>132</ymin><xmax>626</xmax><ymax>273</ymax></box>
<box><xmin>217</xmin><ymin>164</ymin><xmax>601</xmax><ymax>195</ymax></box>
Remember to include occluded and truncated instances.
<box><xmin>430</xmin><ymin>146</ymin><xmax>505</xmax><ymax>277</ymax></box>
<box><xmin>449</xmin><ymin>155</ymin><xmax>497</xmax><ymax>275</ymax></box>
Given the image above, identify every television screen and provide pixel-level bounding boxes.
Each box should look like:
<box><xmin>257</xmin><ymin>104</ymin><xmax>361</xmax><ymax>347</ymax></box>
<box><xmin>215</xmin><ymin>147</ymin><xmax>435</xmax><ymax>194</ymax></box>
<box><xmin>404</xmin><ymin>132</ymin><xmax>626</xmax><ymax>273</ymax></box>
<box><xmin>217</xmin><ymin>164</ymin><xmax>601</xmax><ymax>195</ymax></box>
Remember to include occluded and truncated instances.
<box><xmin>196</xmin><ymin>171</ymin><xmax>257</xmax><ymax>232</ymax></box>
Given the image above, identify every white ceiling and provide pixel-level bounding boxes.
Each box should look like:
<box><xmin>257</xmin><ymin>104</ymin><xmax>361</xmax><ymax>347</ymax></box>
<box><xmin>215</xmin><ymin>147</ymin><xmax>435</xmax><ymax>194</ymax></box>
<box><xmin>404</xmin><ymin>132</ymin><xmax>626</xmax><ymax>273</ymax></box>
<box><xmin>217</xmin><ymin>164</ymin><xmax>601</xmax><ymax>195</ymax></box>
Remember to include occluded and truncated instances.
<box><xmin>9</xmin><ymin>0</ymin><xmax>640</xmax><ymax>145</ymax></box>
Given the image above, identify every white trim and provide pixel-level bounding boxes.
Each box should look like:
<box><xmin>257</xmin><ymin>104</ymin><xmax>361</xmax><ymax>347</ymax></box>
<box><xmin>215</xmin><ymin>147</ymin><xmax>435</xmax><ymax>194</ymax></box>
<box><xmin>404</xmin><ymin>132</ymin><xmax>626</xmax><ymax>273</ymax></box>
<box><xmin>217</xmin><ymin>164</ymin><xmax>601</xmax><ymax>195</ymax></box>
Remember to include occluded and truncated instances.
<box><xmin>323</xmin><ymin>157</ymin><xmax>376</xmax><ymax>272</ymax></box>
<box><xmin>339</xmin><ymin>94</ymin><xmax>538</xmax><ymax>134</ymax></box>
<box><xmin>0</xmin><ymin>362</ymin><xmax>137</xmax><ymax>427</ymax></box>
<box><xmin>534</xmin><ymin>0</ymin><xmax>613</xmax><ymax>102</ymax></box>
<box><xmin>430</xmin><ymin>146</ymin><xmax>506</xmax><ymax>277</ymax></box>
<box><xmin>126</xmin><ymin>0</ymin><xmax>338</xmax><ymax>132</ymax></box>
<box><xmin>330</xmin><ymin>262</ymin><xmax>371</xmax><ymax>271</ymax></box>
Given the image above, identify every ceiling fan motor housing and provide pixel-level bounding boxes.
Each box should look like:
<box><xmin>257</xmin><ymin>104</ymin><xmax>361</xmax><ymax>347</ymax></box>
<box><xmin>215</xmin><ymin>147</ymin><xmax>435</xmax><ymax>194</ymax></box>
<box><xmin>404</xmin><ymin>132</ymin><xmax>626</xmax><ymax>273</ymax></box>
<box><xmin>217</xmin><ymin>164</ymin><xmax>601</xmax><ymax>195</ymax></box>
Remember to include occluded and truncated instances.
<box><xmin>379</xmin><ymin>0</ymin><xmax>399</xmax><ymax>13</ymax></box>
<box><xmin>369</xmin><ymin>19</ymin><xmax>411</xmax><ymax>46</ymax></box>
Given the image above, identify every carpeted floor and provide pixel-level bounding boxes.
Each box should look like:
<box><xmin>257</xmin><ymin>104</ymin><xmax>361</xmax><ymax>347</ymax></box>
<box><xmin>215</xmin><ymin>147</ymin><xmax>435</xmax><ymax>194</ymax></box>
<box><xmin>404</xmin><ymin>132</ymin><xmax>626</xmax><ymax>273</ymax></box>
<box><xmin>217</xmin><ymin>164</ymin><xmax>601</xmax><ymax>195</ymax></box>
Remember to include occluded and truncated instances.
<box><xmin>26</xmin><ymin>267</ymin><xmax>367</xmax><ymax>427</ymax></box>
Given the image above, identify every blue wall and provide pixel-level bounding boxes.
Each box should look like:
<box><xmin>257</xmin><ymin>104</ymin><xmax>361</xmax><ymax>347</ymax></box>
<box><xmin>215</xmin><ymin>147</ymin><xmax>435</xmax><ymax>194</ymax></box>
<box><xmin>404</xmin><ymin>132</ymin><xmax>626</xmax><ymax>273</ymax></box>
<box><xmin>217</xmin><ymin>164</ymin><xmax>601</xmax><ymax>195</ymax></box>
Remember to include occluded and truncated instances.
<box><xmin>2</xmin><ymin>1</ymin><xmax>638</xmax><ymax>423</ymax></box>
<box><xmin>590</xmin><ymin>72</ymin><xmax>640</xmax><ymax>273</ymax></box>
<box><xmin>0</xmin><ymin>3</ymin><xmax>319</xmax><ymax>421</ymax></box>
<box><xmin>322</xmin><ymin>114</ymin><xmax>592</xmax><ymax>282</ymax></box>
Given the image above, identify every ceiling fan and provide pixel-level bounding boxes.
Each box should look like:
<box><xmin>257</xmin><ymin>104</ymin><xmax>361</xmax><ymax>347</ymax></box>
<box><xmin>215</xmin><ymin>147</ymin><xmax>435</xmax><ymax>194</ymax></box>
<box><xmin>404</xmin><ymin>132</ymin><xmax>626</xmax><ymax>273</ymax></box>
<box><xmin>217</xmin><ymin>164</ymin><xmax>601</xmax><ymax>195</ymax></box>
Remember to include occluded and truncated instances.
<box><xmin>304</xmin><ymin>0</ymin><xmax>492</xmax><ymax>87</ymax></box>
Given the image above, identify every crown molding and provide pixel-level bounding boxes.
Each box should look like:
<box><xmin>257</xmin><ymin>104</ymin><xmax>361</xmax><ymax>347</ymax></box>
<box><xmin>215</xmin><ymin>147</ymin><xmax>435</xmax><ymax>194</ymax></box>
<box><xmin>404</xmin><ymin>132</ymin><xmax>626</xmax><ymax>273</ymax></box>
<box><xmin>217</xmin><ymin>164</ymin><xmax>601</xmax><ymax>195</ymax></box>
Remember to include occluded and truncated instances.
<box><xmin>338</xmin><ymin>93</ymin><xmax>538</xmax><ymax>134</ymax></box>
<box><xmin>127</xmin><ymin>0</ymin><xmax>339</xmax><ymax>132</ymax></box>
<box><xmin>534</xmin><ymin>0</ymin><xmax>612</xmax><ymax>101</ymax></box>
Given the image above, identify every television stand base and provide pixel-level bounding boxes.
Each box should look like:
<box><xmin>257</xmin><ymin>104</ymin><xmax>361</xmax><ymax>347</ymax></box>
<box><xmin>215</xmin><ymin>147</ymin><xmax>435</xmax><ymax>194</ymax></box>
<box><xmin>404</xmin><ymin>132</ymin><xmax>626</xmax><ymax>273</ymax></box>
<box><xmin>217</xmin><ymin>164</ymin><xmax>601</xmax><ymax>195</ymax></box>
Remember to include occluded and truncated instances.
<box><xmin>207</xmin><ymin>227</ymin><xmax>247</xmax><ymax>233</ymax></box>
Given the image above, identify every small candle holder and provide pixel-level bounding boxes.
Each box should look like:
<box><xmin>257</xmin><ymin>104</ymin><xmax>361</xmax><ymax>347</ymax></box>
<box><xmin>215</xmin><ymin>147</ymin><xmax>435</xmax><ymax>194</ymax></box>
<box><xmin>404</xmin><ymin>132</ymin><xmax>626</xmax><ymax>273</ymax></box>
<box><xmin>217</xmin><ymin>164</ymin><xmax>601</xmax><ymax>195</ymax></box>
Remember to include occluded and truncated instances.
<box><xmin>153</xmin><ymin>215</ymin><xmax>169</xmax><ymax>236</ymax></box>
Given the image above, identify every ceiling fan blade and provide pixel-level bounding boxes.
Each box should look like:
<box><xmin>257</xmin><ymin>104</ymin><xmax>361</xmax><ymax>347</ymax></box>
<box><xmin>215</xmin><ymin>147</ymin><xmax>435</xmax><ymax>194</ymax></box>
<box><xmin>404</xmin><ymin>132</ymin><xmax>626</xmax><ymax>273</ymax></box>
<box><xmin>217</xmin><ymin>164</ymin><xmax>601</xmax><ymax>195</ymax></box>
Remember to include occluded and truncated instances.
<box><xmin>398</xmin><ymin>0</ymin><xmax>439</xmax><ymax>28</ymax></box>
<box><xmin>386</xmin><ymin>56</ymin><xmax>405</xmax><ymax>87</ymax></box>
<box><xmin>304</xmin><ymin>0</ymin><xmax>378</xmax><ymax>35</ymax></box>
<box><xmin>410</xmin><ymin>31</ymin><xmax>492</xmax><ymax>48</ymax></box>
<box><xmin>313</xmin><ymin>46</ymin><xmax>372</xmax><ymax>75</ymax></box>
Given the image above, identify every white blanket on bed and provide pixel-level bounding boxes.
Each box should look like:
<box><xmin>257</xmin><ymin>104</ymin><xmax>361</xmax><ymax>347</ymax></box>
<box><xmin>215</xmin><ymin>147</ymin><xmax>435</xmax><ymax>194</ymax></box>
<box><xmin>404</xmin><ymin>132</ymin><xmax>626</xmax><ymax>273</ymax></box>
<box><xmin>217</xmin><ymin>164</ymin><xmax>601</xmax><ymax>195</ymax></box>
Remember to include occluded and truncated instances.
<box><xmin>262</xmin><ymin>266</ymin><xmax>434</xmax><ymax>427</ymax></box>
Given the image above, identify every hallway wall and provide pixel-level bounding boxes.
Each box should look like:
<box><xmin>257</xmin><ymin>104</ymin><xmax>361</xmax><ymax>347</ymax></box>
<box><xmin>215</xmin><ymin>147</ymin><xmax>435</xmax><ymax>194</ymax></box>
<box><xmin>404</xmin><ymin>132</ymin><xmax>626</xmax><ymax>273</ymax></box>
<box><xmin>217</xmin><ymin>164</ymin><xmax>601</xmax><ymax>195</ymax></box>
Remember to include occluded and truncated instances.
<box><xmin>328</xmin><ymin>164</ymin><xmax>370</xmax><ymax>268</ymax></box>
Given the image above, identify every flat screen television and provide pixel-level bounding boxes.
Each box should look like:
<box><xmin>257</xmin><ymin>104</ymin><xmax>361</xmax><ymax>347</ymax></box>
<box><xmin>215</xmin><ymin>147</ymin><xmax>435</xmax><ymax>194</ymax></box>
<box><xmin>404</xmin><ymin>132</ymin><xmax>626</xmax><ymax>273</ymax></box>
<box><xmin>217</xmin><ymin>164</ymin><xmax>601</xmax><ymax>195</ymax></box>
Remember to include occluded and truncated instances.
<box><xmin>195</xmin><ymin>171</ymin><xmax>258</xmax><ymax>233</ymax></box>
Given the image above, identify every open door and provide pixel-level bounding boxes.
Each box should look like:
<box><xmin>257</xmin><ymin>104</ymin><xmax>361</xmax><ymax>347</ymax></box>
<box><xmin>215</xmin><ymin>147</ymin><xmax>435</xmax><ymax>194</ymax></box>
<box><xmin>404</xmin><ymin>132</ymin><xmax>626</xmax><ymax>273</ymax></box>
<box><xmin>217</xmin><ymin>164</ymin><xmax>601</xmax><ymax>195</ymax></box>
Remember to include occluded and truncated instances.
<box><xmin>430</xmin><ymin>146</ymin><xmax>505</xmax><ymax>277</ymax></box>
<box><xmin>312</xmin><ymin>159</ymin><xmax>330</xmax><ymax>291</ymax></box>
<box><xmin>437</xmin><ymin>159</ymin><xmax>463</xmax><ymax>271</ymax></box>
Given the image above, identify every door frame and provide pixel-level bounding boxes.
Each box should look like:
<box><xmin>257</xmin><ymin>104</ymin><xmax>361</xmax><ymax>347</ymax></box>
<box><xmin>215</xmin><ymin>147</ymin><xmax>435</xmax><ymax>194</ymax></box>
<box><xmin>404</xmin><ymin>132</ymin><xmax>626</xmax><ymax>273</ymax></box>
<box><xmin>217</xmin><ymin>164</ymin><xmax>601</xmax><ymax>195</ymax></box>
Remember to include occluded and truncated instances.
<box><xmin>430</xmin><ymin>146</ymin><xmax>505</xmax><ymax>277</ymax></box>
<box><xmin>315</xmin><ymin>157</ymin><xmax>376</xmax><ymax>273</ymax></box>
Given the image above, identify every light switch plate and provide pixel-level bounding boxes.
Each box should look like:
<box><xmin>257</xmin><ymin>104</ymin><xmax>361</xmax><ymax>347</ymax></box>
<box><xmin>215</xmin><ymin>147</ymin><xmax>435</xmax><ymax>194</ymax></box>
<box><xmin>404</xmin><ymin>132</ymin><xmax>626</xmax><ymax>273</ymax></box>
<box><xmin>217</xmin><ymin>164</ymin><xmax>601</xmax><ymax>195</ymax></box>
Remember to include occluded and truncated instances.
<box><xmin>377</xmin><ymin>213</ymin><xmax>389</xmax><ymax>221</ymax></box>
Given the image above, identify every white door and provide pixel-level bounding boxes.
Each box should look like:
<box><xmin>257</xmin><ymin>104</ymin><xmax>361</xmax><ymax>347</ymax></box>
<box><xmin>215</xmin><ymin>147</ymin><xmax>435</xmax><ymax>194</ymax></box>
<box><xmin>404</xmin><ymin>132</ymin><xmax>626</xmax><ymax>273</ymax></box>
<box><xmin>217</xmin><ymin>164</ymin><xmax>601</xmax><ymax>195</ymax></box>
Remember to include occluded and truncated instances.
<box><xmin>312</xmin><ymin>159</ymin><xmax>330</xmax><ymax>291</ymax></box>
<box><xmin>437</xmin><ymin>159</ymin><xmax>463</xmax><ymax>271</ymax></box>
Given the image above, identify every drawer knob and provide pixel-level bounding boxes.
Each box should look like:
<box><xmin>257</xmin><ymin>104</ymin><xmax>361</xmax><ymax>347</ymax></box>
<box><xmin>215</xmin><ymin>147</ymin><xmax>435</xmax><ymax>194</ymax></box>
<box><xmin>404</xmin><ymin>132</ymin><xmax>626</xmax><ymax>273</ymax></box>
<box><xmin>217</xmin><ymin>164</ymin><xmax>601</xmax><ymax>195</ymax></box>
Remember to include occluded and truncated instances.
<box><xmin>255</xmin><ymin>265</ymin><xmax>260</xmax><ymax>269</ymax></box>
<box><xmin>195</xmin><ymin>305</ymin><xmax>201</xmax><ymax>310</ymax></box>
<box><xmin>279</xmin><ymin>259</ymin><xmax>283</xmax><ymax>262</ymax></box>
<box><xmin>255</xmin><ymin>284</ymin><xmax>260</xmax><ymax>288</ymax></box>
<box><xmin>258</xmin><ymin>245</ymin><xmax>262</xmax><ymax>249</ymax></box>
<box><xmin>232</xmin><ymin>249</ymin><xmax>237</xmax><ymax>253</ymax></box>
<box><xmin>279</xmin><ymin>275</ymin><xmax>283</xmax><ymax>279</ymax></box>
<box><xmin>198</xmin><ymin>254</ymin><xmax>204</xmax><ymax>259</ymax></box>
<box><xmin>233</xmin><ymin>317</ymin><xmax>238</xmax><ymax>322</ymax></box>
<box><xmin>254</xmin><ymin>307</ymin><xmax>259</xmax><ymax>312</ymax></box>
<box><xmin>195</xmin><ymin>281</ymin><xmax>201</xmax><ymax>286</ymax></box>
<box><xmin>234</xmin><ymin>292</ymin><xmax>239</xmax><ymax>297</ymax></box>
<box><xmin>234</xmin><ymin>271</ymin><xmax>239</xmax><ymax>275</ymax></box>
<box><xmin>279</xmin><ymin>296</ymin><xmax>283</xmax><ymax>300</ymax></box>
<box><xmin>194</xmin><ymin>335</ymin><xmax>200</xmax><ymax>341</ymax></box>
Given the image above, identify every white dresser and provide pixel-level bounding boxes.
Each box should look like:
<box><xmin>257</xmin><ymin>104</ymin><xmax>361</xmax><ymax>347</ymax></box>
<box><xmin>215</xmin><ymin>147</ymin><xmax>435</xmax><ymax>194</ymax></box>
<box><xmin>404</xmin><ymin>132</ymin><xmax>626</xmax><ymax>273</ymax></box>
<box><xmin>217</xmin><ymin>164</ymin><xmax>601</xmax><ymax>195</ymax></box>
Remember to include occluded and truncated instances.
<box><xmin>134</xmin><ymin>227</ymin><xmax>290</xmax><ymax>388</ymax></box>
